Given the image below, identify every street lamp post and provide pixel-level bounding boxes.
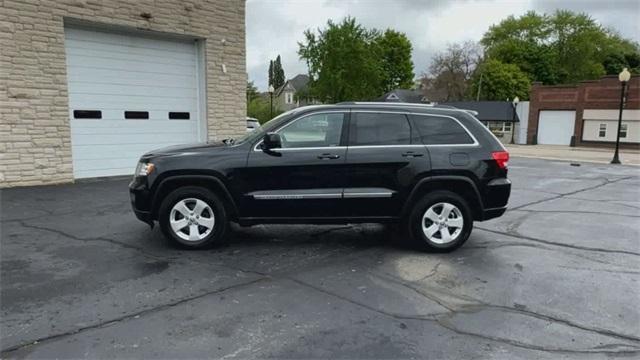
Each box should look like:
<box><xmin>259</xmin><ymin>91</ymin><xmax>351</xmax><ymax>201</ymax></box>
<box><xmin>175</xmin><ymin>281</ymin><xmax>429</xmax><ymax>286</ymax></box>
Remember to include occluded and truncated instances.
<box><xmin>611</xmin><ymin>68</ymin><xmax>631</xmax><ymax>164</ymax></box>
<box><xmin>510</xmin><ymin>96</ymin><xmax>519</xmax><ymax>144</ymax></box>
<box><xmin>268</xmin><ymin>85</ymin><xmax>275</xmax><ymax>119</ymax></box>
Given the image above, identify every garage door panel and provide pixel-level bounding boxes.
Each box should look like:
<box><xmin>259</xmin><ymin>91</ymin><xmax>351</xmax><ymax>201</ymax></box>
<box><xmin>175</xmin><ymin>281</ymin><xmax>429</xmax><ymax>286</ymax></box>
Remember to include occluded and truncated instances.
<box><xmin>68</xmin><ymin>69</ymin><xmax>196</xmax><ymax>88</ymax></box>
<box><xmin>65</xmin><ymin>27</ymin><xmax>202</xmax><ymax>179</ymax></box>
<box><xmin>69</xmin><ymin>93</ymin><xmax>197</xmax><ymax>110</ymax></box>
<box><xmin>71</xmin><ymin>120</ymin><xmax>196</xmax><ymax>134</ymax></box>
<box><xmin>66</xmin><ymin>28</ymin><xmax>194</xmax><ymax>53</ymax></box>
<box><xmin>66</xmin><ymin>58</ymin><xmax>195</xmax><ymax>77</ymax></box>
<box><xmin>538</xmin><ymin>111</ymin><xmax>576</xmax><ymax>145</ymax></box>
<box><xmin>65</xmin><ymin>45</ymin><xmax>195</xmax><ymax>65</ymax></box>
<box><xmin>69</xmin><ymin>83</ymin><xmax>197</xmax><ymax>98</ymax></box>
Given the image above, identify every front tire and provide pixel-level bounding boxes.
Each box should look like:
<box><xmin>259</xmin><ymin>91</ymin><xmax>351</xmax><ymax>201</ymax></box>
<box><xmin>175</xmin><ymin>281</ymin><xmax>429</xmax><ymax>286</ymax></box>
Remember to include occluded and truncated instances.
<box><xmin>408</xmin><ymin>190</ymin><xmax>473</xmax><ymax>252</ymax></box>
<box><xmin>158</xmin><ymin>186</ymin><xmax>228</xmax><ymax>249</ymax></box>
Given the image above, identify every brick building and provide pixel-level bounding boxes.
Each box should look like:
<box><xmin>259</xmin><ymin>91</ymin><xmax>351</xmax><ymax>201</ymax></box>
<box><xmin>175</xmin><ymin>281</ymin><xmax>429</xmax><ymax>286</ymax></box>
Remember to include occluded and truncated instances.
<box><xmin>527</xmin><ymin>75</ymin><xmax>640</xmax><ymax>148</ymax></box>
<box><xmin>1</xmin><ymin>0</ymin><xmax>247</xmax><ymax>187</ymax></box>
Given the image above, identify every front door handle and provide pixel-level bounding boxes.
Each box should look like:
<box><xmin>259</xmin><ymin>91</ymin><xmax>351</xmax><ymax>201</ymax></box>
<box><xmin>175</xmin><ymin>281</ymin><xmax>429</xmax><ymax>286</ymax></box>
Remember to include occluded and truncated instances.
<box><xmin>401</xmin><ymin>151</ymin><xmax>424</xmax><ymax>157</ymax></box>
<box><xmin>317</xmin><ymin>153</ymin><xmax>340</xmax><ymax>160</ymax></box>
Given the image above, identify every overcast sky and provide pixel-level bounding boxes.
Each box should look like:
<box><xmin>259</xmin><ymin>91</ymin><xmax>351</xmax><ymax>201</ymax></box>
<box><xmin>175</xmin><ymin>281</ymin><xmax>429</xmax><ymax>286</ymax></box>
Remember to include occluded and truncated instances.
<box><xmin>246</xmin><ymin>0</ymin><xmax>640</xmax><ymax>90</ymax></box>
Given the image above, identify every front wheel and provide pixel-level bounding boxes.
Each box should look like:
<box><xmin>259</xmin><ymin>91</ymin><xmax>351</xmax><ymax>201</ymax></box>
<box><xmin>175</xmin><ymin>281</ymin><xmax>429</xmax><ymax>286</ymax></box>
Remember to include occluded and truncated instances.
<box><xmin>408</xmin><ymin>191</ymin><xmax>473</xmax><ymax>252</ymax></box>
<box><xmin>158</xmin><ymin>186</ymin><xmax>228</xmax><ymax>249</ymax></box>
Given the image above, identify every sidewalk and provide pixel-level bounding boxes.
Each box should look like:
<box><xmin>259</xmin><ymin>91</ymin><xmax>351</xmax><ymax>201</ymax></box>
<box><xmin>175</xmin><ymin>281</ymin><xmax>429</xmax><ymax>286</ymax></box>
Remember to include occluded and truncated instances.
<box><xmin>505</xmin><ymin>144</ymin><xmax>640</xmax><ymax>166</ymax></box>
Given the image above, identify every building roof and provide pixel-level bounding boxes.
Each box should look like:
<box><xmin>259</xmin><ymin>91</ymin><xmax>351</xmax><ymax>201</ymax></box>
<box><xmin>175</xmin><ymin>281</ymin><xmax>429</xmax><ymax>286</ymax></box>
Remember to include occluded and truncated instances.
<box><xmin>440</xmin><ymin>101</ymin><xmax>520</xmax><ymax>122</ymax></box>
<box><xmin>377</xmin><ymin>89</ymin><xmax>428</xmax><ymax>103</ymax></box>
<box><xmin>276</xmin><ymin>74</ymin><xmax>310</xmax><ymax>96</ymax></box>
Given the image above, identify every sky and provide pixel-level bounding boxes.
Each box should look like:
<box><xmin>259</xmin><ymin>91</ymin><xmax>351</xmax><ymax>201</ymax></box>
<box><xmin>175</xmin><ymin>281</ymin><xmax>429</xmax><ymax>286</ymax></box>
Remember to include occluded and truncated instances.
<box><xmin>246</xmin><ymin>0</ymin><xmax>640</xmax><ymax>91</ymax></box>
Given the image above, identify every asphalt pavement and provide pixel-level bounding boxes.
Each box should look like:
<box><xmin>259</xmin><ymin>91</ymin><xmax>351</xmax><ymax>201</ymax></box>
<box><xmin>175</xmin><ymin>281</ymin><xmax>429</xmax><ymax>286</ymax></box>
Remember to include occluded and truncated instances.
<box><xmin>1</xmin><ymin>157</ymin><xmax>639</xmax><ymax>359</ymax></box>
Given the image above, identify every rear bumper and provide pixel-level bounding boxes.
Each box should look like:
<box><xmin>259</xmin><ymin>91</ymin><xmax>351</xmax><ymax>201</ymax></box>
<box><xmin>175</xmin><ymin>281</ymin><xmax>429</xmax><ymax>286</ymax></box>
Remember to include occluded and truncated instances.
<box><xmin>481</xmin><ymin>206</ymin><xmax>507</xmax><ymax>221</ymax></box>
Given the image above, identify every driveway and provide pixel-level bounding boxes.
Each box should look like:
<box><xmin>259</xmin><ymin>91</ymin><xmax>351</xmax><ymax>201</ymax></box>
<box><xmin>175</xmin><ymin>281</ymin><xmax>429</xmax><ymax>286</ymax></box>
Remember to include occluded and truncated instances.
<box><xmin>1</xmin><ymin>158</ymin><xmax>639</xmax><ymax>358</ymax></box>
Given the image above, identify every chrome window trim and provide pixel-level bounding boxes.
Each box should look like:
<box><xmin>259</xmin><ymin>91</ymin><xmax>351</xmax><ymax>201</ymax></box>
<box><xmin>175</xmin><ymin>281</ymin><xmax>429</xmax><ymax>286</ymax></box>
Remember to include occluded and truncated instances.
<box><xmin>253</xmin><ymin>193</ymin><xmax>342</xmax><ymax>200</ymax></box>
<box><xmin>253</xmin><ymin>110</ymin><xmax>348</xmax><ymax>152</ymax></box>
<box><xmin>343</xmin><ymin>192</ymin><xmax>393</xmax><ymax>198</ymax></box>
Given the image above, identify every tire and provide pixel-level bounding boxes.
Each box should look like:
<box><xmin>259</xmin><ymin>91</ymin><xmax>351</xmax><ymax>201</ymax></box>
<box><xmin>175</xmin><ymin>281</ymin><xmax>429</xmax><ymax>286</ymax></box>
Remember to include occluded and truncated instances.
<box><xmin>407</xmin><ymin>190</ymin><xmax>473</xmax><ymax>252</ymax></box>
<box><xmin>158</xmin><ymin>186</ymin><xmax>228</xmax><ymax>249</ymax></box>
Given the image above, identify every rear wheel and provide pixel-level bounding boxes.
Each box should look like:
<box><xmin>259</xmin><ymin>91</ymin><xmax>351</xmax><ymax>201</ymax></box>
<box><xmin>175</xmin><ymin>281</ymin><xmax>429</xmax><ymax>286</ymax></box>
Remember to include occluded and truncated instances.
<box><xmin>159</xmin><ymin>186</ymin><xmax>228</xmax><ymax>249</ymax></box>
<box><xmin>408</xmin><ymin>190</ymin><xmax>473</xmax><ymax>252</ymax></box>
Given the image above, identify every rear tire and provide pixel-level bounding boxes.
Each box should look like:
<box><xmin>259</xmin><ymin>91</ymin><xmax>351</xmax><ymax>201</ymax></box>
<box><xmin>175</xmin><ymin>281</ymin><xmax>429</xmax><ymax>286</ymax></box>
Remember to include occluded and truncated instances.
<box><xmin>407</xmin><ymin>190</ymin><xmax>473</xmax><ymax>252</ymax></box>
<box><xmin>158</xmin><ymin>186</ymin><xmax>228</xmax><ymax>249</ymax></box>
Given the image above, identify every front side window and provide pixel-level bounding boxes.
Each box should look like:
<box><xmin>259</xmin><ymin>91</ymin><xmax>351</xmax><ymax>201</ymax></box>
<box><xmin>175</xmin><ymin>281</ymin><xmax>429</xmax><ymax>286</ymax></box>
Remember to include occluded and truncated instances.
<box><xmin>411</xmin><ymin>115</ymin><xmax>475</xmax><ymax>145</ymax></box>
<box><xmin>620</xmin><ymin>123</ymin><xmax>628</xmax><ymax>138</ymax></box>
<box><xmin>278</xmin><ymin>112</ymin><xmax>345</xmax><ymax>148</ymax></box>
<box><xmin>599</xmin><ymin>124</ymin><xmax>607</xmax><ymax>138</ymax></box>
<box><xmin>350</xmin><ymin>112</ymin><xmax>411</xmax><ymax>146</ymax></box>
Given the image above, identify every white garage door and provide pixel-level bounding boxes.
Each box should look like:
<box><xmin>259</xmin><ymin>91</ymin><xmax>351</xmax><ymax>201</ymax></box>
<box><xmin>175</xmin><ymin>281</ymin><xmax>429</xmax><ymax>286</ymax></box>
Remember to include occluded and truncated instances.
<box><xmin>65</xmin><ymin>27</ymin><xmax>204</xmax><ymax>178</ymax></box>
<box><xmin>538</xmin><ymin>110</ymin><xmax>575</xmax><ymax>145</ymax></box>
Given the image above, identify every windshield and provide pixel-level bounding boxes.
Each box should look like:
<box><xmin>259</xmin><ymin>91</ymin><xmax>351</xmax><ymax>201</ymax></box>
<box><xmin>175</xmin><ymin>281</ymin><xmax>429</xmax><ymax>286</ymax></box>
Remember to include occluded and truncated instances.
<box><xmin>233</xmin><ymin>110</ymin><xmax>297</xmax><ymax>145</ymax></box>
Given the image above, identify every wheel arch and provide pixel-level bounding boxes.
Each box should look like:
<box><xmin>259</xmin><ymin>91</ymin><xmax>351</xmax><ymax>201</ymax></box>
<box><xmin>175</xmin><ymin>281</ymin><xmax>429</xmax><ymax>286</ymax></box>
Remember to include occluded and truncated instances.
<box><xmin>402</xmin><ymin>176</ymin><xmax>484</xmax><ymax>220</ymax></box>
<box><xmin>151</xmin><ymin>175</ymin><xmax>239</xmax><ymax>221</ymax></box>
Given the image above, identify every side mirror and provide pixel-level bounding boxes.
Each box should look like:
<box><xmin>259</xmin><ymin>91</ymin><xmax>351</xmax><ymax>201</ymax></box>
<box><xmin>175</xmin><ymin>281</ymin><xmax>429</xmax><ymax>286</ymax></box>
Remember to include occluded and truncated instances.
<box><xmin>263</xmin><ymin>132</ymin><xmax>282</xmax><ymax>151</ymax></box>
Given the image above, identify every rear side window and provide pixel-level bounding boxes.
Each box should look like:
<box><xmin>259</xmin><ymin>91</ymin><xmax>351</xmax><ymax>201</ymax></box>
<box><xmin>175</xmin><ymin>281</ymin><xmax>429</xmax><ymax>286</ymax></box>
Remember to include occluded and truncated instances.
<box><xmin>350</xmin><ymin>112</ymin><xmax>411</xmax><ymax>146</ymax></box>
<box><xmin>410</xmin><ymin>115</ymin><xmax>474</xmax><ymax>145</ymax></box>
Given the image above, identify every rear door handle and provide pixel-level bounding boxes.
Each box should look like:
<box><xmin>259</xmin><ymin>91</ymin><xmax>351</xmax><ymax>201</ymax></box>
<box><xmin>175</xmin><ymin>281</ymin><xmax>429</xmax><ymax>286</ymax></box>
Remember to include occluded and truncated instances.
<box><xmin>401</xmin><ymin>151</ymin><xmax>424</xmax><ymax>157</ymax></box>
<box><xmin>318</xmin><ymin>153</ymin><xmax>340</xmax><ymax>160</ymax></box>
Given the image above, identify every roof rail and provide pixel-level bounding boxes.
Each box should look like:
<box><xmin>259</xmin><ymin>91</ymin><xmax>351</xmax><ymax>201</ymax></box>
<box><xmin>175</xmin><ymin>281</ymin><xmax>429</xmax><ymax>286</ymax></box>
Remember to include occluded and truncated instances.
<box><xmin>335</xmin><ymin>101</ymin><xmax>479</xmax><ymax>116</ymax></box>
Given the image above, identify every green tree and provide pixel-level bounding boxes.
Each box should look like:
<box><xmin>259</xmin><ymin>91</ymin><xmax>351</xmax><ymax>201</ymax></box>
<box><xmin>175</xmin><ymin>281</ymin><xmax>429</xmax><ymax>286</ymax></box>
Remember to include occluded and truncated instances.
<box><xmin>246</xmin><ymin>81</ymin><xmax>259</xmax><ymax>103</ymax></box>
<box><xmin>273</xmin><ymin>55</ymin><xmax>286</xmax><ymax>89</ymax></box>
<box><xmin>268</xmin><ymin>60</ymin><xmax>274</xmax><ymax>88</ymax></box>
<box><xmin>375</xmin><ymin>29</ymin><xmax>415</xmax><ymax>92</ymax></box>
<box><xmin>299</xmin><ymin>17</ymin><xmax>383</xmax><ymax>102</ymax></box>
<box><xmin>247</xmin><ymin>97</ymin><xmax>283</xmax><ymax>124</ymax></box>
<box><xmin>482</xmin><ymin>10</ymin><xmax>640</xmax><ymax>84</ymax></box>
<box><xmin>469</xmin><ymin>59</ymin><xmax>530</xmax><ymax>101</ymax></box>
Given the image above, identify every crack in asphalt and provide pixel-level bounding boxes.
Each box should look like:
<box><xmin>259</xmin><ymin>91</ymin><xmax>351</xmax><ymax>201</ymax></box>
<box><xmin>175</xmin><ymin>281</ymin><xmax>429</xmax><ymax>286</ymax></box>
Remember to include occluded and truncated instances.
<box><xmin>0</xmin><ymin>277</ymin><xmax>267</xmax><ymax>355</ymax></box>
<box><xmin>371</xmin><ymin>272</ymin><xmax>640</xmax><ymax>349</ymax></box>
<box><xmin>512</xmin><ymin>208</ymin><xmax>640</xmax><ymax>217</ymax></box>
<box><xmin>15</xmin><ymin>220</ymin><xmax>177</xmax><ymax>262</ymax></box>
<box><xmin>286</xmin><ymin>272</ymin><xmax>640</xmax><ymax>355</ymax></box>
<box><xmin>475</xmin><ymin>227</ymin><xmax>640</xmax><ymax>257</ymax></box>
<box><xmin>509</xmin><ymin>175</ymin><xmax>635</xmax><ymax>211</ymax></box>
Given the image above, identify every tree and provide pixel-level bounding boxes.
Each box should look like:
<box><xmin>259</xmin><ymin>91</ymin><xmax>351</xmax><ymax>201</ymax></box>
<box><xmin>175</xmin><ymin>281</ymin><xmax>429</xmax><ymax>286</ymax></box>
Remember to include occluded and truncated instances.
<box><xmin>268</xmin><ymin>60</ymin><xmax>274</xmax><ymax>88</ymax></box>
<box><xmin>427</xmin><ymin>41</ymin><xmax>481</xmax><ymax>101</ymax></box>
<box><xmin>298</xmin><ymin>17</ymin><xmax>416</xmax><ymax>102</ymax></box>
<box><xmin>247</xmin><ymin>97</ymin><xmax>283</xmax><ymax>124</ymax></box>
<box><xmin>469</xmin><ymin>59</ymin><xmax>530</xmax><ymax>101</ymax></box>
<box><xmin>273</xmin><ymin>55</ymin><xmax>285</xmax><ymax>89</ymax></box>
<box><xmin>246</xmin><ymin>81</ymin><xmax>259</xmax><ymax>103</ymax></box>
<box><xmin>299</xmin><ymin>18</ymin><xmax>382</xmax><ymax>102</ymax></box>
<box><xmin>482</xmin><ymin>10</ymin><xmax>640</xmax><ymax>84</ymax></box>
<box><xmin>375</xmin><ymin>29</ymin><xmax>414</xmax><ymax>92</ymax></box>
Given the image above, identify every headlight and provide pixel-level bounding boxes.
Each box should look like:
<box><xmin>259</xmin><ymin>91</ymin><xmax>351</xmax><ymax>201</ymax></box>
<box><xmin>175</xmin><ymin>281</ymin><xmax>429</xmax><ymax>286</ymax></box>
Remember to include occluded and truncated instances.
<box><xmin>135</xmin><ymin>162</ymin><xmax>155</xmax><ymax>177</ymax></box>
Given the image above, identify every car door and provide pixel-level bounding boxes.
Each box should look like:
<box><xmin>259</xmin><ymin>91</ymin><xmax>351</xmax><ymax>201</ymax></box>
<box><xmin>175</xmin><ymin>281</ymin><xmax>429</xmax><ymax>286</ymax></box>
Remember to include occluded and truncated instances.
<box><xmin>240</xmin><ymin>111</ymin><xmax>348</xmax><ymax>218</ymax></box>
<box><xmin>341</xmin><ymin>111</ymin><xmax>430</xmax><ymax>218</ymax></box>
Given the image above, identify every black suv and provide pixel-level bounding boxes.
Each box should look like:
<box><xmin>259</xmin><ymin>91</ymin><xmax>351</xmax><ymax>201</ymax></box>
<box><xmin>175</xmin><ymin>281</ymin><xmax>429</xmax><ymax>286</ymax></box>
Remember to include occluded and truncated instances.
<box><xmin>129</xmin><ymin>103</ymin><xmax>511</xmax><ymax>251</ymax></box>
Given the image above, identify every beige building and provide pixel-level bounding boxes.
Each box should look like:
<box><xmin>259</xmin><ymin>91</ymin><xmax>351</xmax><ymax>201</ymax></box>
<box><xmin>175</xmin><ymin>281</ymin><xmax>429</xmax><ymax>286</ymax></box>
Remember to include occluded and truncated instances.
<box><xmin>1</xmin><ymin>0</ymin><xmax>247</xmax><ymax>187</ymax></box>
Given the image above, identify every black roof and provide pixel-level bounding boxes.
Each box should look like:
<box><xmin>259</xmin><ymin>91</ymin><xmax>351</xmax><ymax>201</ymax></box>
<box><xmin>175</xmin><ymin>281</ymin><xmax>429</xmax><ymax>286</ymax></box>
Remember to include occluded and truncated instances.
<box><xmin>440</xmin><ymin>101</ymin><xmax>519</xmax><ymax>122</ymax></box>
<box><xmin>276</xmin><ymin>74</ymin><xmax>310</xmax><ymax>96</ymax></box>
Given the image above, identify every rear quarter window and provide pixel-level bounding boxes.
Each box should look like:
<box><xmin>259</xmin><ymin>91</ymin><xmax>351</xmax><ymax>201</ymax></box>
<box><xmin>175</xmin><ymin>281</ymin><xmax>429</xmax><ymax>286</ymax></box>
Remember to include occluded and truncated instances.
<box><xmin>409</xmin><ymin>115</ymin><xmax>475</xmax><ymax>145</ymax></box>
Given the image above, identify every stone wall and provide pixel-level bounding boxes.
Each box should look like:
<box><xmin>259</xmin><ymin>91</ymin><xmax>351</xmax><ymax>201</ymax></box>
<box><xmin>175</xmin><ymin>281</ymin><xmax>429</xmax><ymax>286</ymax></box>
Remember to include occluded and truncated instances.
<box><xmin>0</xmin><ymin>0</ymin><xmax>246</xmax><ymax>187</ymax></box>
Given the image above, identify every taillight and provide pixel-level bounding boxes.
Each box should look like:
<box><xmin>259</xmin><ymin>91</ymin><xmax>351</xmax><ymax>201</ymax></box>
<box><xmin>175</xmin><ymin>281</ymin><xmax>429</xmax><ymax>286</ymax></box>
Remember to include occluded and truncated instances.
<box><xmin>492</xmin><ymin>151</ymin><xmax>509</xmax><ymax>169</ymax></box>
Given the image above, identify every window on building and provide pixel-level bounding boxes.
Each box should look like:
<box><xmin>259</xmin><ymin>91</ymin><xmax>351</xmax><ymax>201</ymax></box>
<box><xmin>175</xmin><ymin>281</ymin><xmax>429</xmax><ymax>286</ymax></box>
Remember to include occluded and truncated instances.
<box><xmin>350</xmin><ymin>112</ymin><xmax>411</xmax><ymax>146</ymax></box>
<box><xmin>285</xmin><ymin>92</ymin><xmax>294</xmax><ymax>104</ymax></box>
<box><xmin>503</xmin><ymin>122</ymin><xmax>513</xmax><ymax>132</ymax></box>
<box><xmin>599</xmin><ymin>124</ymin><xmax>607</xmax><ymax>138</ymax></box>
<box><xmin>620</xmin><ymin>123</ymin><xmax>628</xmax><ymax>138</ymax></box>
<box><xmin>410</xmin><ymin>115</ymin><xmax>474</xmax><ymax>145</ymax></box>
<box><xmin>278</xmin><ymin>112</ymin><xmax>345</xmax><ymax>148</ymax></box>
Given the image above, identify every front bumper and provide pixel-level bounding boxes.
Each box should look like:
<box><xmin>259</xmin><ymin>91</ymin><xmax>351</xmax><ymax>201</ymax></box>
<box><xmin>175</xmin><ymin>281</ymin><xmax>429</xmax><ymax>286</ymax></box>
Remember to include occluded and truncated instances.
<box><xmin>481</xmin><ymin>206</ymin><xmax>507</xmax><ymax>221</ymax></box>
<box><xmin>129</xmin><ymin>177</ymin><xmax>154</xmax><ymax>226</ymax></box>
